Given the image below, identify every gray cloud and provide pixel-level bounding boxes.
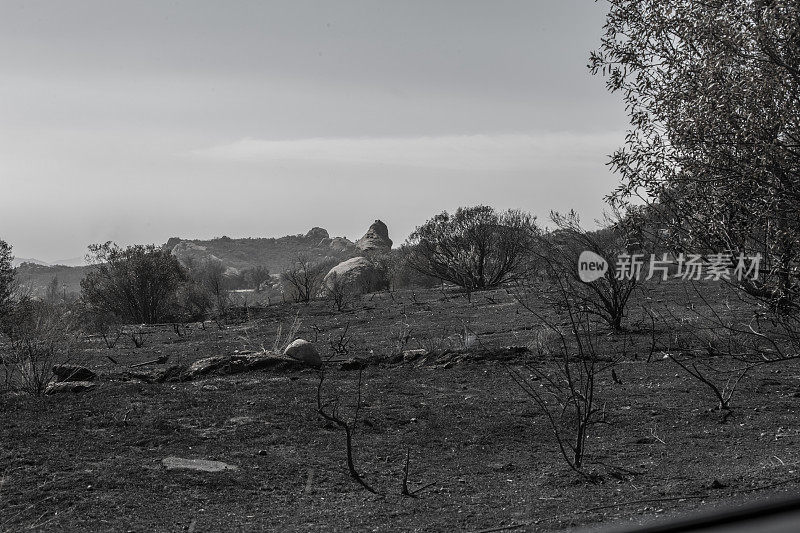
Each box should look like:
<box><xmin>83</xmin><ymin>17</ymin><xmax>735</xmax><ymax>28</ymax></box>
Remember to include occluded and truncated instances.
<box><xmin>0</xmin><ymin>0</ymin><xmax>626</xmax><ymax>261</ymax></box>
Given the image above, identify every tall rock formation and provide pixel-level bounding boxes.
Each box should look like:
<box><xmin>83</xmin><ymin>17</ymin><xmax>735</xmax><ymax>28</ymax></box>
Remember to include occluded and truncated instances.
<box><xmin>355</xmin><ymin>220</ymin><xmax>393</xmax><ymax>253</ymax></box>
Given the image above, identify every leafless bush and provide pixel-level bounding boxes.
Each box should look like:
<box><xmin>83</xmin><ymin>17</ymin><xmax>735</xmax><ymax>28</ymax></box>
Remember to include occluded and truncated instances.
<box><xmin>528</xmin><ymin>325</ymin><xmax>562</xmax><ymax>357</ymax></box>
<box><xmin>648</xmin><ymin>283</ymin><xmax>800</xmax><ymax>411</ymax></box>
<box><xmin>281</xmin><ymin>255</ymin><xmax>336</xmax><ymax>304</ymax></box>
<box><xmin>323</xmin><ymin>272</ymin><xmax>356</xmax><ymax>312</ymax></box>
<box><xmin>0</xmin><ymin>298</ymin><xmax>84</xmax><ymax>395</ymax></box>
<box><xmin>329</xmin><ymin>322</ymin><xmax>352</xmax><ymax>357</ymax></box>
<box><xmin>128</xmin><ymin>325</ymin><xmax>145</xmax><ymax>348</ymax></box>
<box><xmin>511</xmin><ymin>277</ymin><xmax>626</xmax><ymax>477</ymax></box>
<box><xmin>388</xmin><ymin>317</ymin><xmax>414</xmax><ymax>355</ymax></box>
<box><xmin>315</xmin><ymin>366</ymin><xmax>379</xmax><ymax>494</ymax></box>
<box><xmin>526</xmin><ymin>210</ymin><xmax>641</xmax><ymax>332</ymax></box>
<box><xmin>270</xmin><ymin>314</ymin><xmax>301</xmax><ymax>354</ymax></box>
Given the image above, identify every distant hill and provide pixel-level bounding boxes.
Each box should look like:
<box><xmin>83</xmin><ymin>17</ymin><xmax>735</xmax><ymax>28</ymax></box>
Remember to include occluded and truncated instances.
<box><xmin>165</xmin><ymin>223</ymin><xmax>391</xmax><ymax>274</ymax></box>
<box><xmin>12</xmin><ymin>257</ymin><xmax>50</xmax><ymax>268</ymax></box>
<box><xmin>14</xmin><ymin>262</ymin><xmax>92</xmax><ymax>297</ymax></box>
<box><xmin>11</xmin><ymin>221</ymin><xmax>394</xmax><ymax>296</ymax></box>
<box><xmin>12</xmin><ymin>256</ymin><xmax>87</xmax><ymax>268</ymax></box>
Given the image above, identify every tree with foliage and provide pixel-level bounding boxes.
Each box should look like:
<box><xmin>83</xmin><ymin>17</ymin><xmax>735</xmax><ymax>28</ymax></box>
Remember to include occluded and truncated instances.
<box><xmin>405</xmin><ymin>205</ymin><xmax>539</xmax><ymax>293</ymax></box>
<box><xmin>81</xmin><ymin>242</ymin><xmax>187</xmax><ymax>324</ymax></box>
<box><xmin>191</xmin><ymin>258</ymin><xmax>229</xmax><ymax>317</ymax></box>
<box><xmin>591</xmin><ymin>0</ymin><xmax>800</xmax><ymax>310</ymax></box>
<box><xmin>248</xmin><ymin>265</ymin><xmax>271</xmax><ymax>292</ymax></box>
<box><xmin>0</xmin><ymin>239</ymin><xmax>13</xmax><ymax>315</ymax></box>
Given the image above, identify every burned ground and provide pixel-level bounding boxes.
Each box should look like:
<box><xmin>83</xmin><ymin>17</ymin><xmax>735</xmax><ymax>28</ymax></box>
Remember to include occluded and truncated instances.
<box><xmin>2</xmin><ymin>281</ymin><xmax>799</xmax><ymax>532</ymax></box>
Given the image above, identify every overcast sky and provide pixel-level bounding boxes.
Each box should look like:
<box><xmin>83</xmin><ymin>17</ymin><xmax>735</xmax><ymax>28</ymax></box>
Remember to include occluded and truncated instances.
<box><xmin>0</xmin><ymin>0</ymin><xmax>626</xmax><ymax>263</ymax></box>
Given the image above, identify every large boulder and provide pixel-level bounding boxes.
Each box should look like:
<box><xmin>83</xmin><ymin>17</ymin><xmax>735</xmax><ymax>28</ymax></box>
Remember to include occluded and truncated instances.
<box><xmin>322</xmin><ymin>256</ymin><xmax>388</xmax><ymax>294</ymax></box>
<box><xmin>283</xmin><ymin>339</ymin><xmax>322</xmax><ymax>367</ymax></box>
<box><xmin>356</xmin><ymin>220</ymin><xmax>392</xmax><ymax>253</ymax></box>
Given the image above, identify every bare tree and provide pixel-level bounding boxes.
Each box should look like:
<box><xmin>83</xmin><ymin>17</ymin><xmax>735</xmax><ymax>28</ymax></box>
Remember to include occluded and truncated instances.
<box><xmin>323</xmin><ymin>272</ymin><xmax>355</xmax><ymax>312</ymax></box>
<box><xmin>511</xmin><ymin>276</ymin><xmax>626</xmax><ymax>477</ymax></box>
<box><xmin>281</xmin><ymin>255</ymin><xmax>334</xmax><ymax>304</ymax></box>
<box><xmin>316</xmin><ymin>367</ymin><xmax>379</xmax><ymax>494</ymax></box>
<box><xmin>0</xmin><ymin>298</ymin><xmax>83</xmax><ymax>395</ymax></box>
<box><xmin>405</xmin><ymin>205</ymin><xmax>539</xmax><ymax>296</ymax></box>
<box><xmin>647</xmin><ymin>281</ymin><xmax>800</xmax><ymax>412</ymax></box>
<box><xmin>529</xmin><ymin>211</ymin><xmax>641</xmax><ymax>332</ymax></box>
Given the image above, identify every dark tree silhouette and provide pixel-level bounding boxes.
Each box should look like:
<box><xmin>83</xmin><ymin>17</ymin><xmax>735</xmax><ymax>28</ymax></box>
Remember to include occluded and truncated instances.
<box><xmin>591</xmin><ymin>0</ymin><xmax>800</xmax><ymax>310</ymax></box>
<box><xmin>81</xmin><ymin>242</ymin><xmax>187</xmax><ymax>324</ymax></box>
<box><xmin>405</xmin><ymin>205</ymin><xmax>539</xmax><ymax>293</ymax></box>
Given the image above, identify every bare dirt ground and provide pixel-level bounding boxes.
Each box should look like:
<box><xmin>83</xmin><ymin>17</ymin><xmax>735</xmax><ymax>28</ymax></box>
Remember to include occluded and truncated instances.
<box><xmin>2</xmin><ymin>282</ymin><xmax>800</xmax><ymax>532</ymax></box>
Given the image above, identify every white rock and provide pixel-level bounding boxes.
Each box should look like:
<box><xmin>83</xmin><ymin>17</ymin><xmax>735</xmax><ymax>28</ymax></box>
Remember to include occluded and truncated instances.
<box><xmin>283</xmin><ymin>339</ymin><xmax>322</xmax><ymax>367</ymax></box>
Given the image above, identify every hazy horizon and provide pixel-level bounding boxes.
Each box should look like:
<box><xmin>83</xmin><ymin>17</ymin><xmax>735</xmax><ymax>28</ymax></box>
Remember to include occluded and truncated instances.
<box><xmin>1</xmin><ymin>0</ymin><xmax>627</xmax><ymax>263</ymax></box>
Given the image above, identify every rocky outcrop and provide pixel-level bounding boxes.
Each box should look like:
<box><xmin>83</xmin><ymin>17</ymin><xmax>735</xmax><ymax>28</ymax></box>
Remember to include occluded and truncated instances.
<box><xmin>164</xmin><ymin>227</ymin><xmax>359</xmax><ymax>274</ymax></box>
<box><xmin>329</xmin><ymin>237</ymin><xmax>355</xmax><ymax>253</ymax></box>
<box><xmin>322</xmin><ymin>256</ymin><xmax>388</xmax><ymax>294</ymax></box>
<box><xmin>356</xmin><ymin>220</ymin><xmax>392</xmax><ymax>253</ymax></box>
<box><xmin>183</xmin><ymin>352</ymin><xmax>306</xmax><ymax>379</ymax></box>
<box><xmin>305</xmin><ymin>227</ymin><xmax>330</xmax><ymax>242</ymax></box>
<box><xmin>170</xmin><ymin>241</ymin><xmax>220</xmax><ymax>268</ymax></box>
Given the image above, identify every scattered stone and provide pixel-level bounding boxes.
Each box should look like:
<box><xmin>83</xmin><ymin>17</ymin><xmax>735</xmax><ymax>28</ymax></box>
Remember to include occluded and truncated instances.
<box><xmin>709</xmin><ymin>478</ymin><xmax>726</xmax><ymax>489</ymax></box>
<box><xmin>52</xmin><ymin>364</ymin><xmax>97</xmax><ymax>382</ymax></box>
<box><xmin>162</xmin><ymin>456</ymin><xmax>238</xmax><ymax>473</ymax></box>
<box><xmin>283</xmin><ymin>340</ymin><xmax>322</xmax><ymax>367</ymax></box>
<box><xmin>489</xmin><ymin>462</ymin><xmax>515</xmax><ymax>472</ymax></box>
<box><xmin>402</xmin><ymin>349</ymin><xmax>428</xmax><ymax>362</ymax></box>
<box><xmin>355</xmin><ymin>220</ymin><xmax>393</xmax><ymax>253</ymax></box>
<box><xmin>129</xmin><ymin>365</ymin><xmax>182</xmax><ymax>383</ymax></box>
<box><xmin>45</xmin><ymin>381</ymin><xmax>96</xmax><ymax>395</ymax></box>
<box><xmin>339</xmin><ymin>358</ymin><xmax>366</xmax><ymax>371</ymax></box>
